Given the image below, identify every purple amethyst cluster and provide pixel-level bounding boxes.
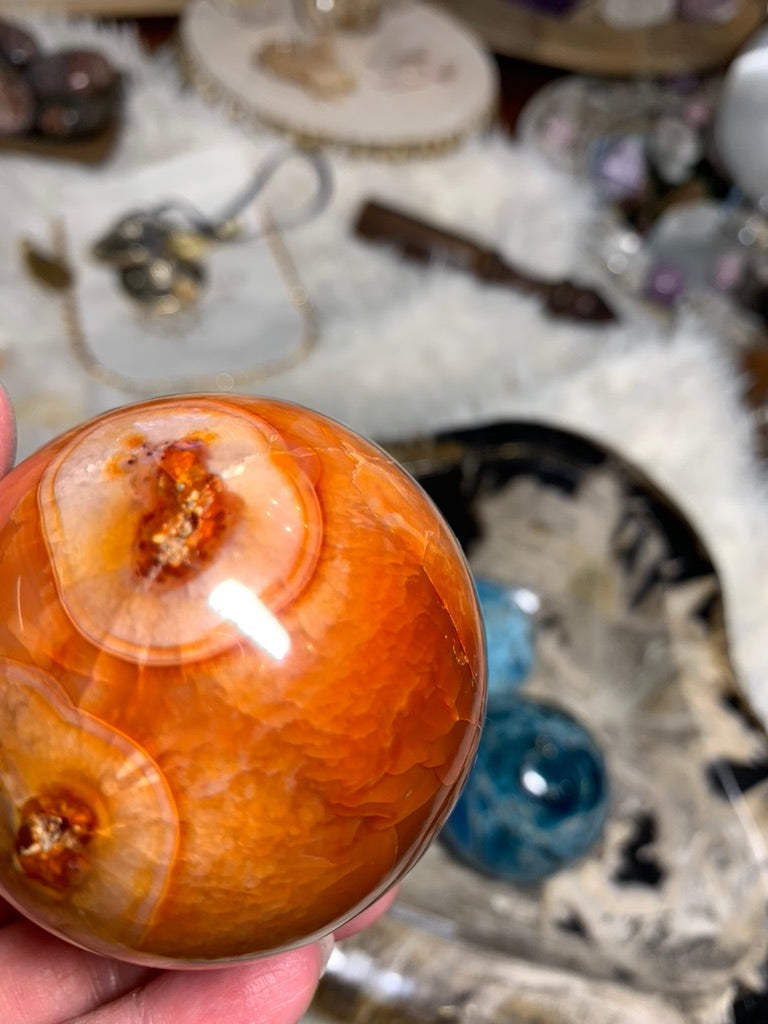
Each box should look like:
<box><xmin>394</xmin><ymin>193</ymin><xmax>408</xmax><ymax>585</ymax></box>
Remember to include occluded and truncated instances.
<box><xmin>506</xmin><ymin>0</ymin><xmax>581</xmax><ymax>14</ymax></box>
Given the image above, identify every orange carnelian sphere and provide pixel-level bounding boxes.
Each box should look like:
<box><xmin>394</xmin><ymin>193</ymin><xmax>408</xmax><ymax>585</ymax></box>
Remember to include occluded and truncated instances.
<box><xmin>0</xmin><ymin>396</ymin><xmax>485</xmax><ymax>966</ymax></box>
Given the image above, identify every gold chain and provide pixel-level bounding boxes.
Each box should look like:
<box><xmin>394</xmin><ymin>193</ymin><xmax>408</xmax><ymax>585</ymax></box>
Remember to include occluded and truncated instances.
<box><xmin>55</xmin><ymin>211</ymin><xmax>318</xmax><ymax>397</ymax></box>
<box><xmin>178</xmin><ymin>45</ymin><xmax>497</xmax><ymax>162</ymax></box>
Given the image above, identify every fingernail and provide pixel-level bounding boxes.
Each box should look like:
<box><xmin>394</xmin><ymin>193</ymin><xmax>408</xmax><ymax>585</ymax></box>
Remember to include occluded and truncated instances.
<box><xmin>316</xmin><ymin>935</ymin><xmax>335</xmax><ymax>976</ymax></box>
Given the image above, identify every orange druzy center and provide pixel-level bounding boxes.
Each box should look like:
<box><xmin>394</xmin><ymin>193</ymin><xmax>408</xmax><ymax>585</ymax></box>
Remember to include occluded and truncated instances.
<box><xmin>133</xmin><ymin>440</ymin><xmax>230</xmax><ymax>584</ymax></box>
<box><xmin>14</xmin><ymin>789</ymin><xmax>98</xmax><ymax>893</ymax></box>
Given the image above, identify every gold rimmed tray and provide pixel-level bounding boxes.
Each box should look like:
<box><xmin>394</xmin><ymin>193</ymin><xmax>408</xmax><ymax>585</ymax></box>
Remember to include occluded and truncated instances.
<box><xmin>181</xmin><ymin>0</ymin><xmax>499</xmax><ymax>158</ymax></box>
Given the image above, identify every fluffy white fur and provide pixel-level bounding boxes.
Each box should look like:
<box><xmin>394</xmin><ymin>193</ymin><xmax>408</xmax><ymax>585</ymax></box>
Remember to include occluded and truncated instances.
<box><xmin>1</xmin><ymin>18</ymin><xmax>768</xmax><ymax>725</ymax></box>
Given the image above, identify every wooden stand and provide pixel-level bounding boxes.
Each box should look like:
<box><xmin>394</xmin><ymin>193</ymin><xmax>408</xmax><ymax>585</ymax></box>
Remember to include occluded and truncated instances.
<box><xmin>437</xmin><ymin>0</ymin><xmax>766</xmax><ymax>75</ymax></box>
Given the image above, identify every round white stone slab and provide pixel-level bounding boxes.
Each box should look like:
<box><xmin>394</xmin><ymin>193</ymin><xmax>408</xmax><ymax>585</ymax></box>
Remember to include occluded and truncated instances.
<box><xmin>181</xmin><ymin>0</ymin><xmax>498</xmax><ymax>156</ymax></box>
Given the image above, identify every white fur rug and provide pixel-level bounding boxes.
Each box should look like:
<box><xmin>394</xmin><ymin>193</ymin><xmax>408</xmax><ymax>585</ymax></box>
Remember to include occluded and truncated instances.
<box><xmin>1</xmin><ymin>18</ymin><xmax>768</xmax><ymax>729</ymax></box>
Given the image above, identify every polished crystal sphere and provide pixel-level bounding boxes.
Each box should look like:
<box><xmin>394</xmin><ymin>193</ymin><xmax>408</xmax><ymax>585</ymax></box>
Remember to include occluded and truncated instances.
<box><xmin>474</xmin><ymin>578</ymin><xmax>535</xmax><ymax>697</ymax></box>
<box><xmin>442</xmin><ymin>696</ymin><xmax>607</xmax><ymax>883</ymax></box>
<box><xmin>26</xmin><ymin>49</ymin><xmax>119</xmax><ymax>138</ymax></box>
<box><xmin>0</xmin><ymin>65</ymin><xmax>34</xmax><ymax>136</ymax></box>
<box><xmin>0</xmin><ymin>396</ymin><xmax>485</xmax><ymax>966</ymax></box>
<box><xmin>0</xmin><ymin>18</ymin><xmax>41</xmax><ymax>68</ymax></box>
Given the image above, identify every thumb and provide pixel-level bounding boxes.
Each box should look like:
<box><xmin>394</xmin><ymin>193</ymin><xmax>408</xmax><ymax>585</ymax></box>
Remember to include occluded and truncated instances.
<box><xmin>0</xmin><ymin>384</ymin><xmax>16</xmax><ymax>476</ymax></box>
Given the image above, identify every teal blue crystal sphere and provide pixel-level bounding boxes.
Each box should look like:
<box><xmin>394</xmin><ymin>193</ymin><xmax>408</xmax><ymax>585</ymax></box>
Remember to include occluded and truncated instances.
<box><xmin>475</xmin><ymin>578</ymin><xmax>535</xmax><ymax>697</ymax></box>
<box><xmin>442</xmin><ymin>696</ymin><xmax>608</xmax><ymax>883</ymax></box>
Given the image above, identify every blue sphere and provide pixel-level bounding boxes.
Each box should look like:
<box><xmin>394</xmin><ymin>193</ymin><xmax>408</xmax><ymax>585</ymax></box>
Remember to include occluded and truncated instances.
<box><xmin>442</xmin><ymin>697</ymin><xmax>608</xmax><ymax>883</ymax></box>
<box><xmin>474</xmin><ymin>578</ymin><xmax>535</xmax><ymax>697</ymax></box>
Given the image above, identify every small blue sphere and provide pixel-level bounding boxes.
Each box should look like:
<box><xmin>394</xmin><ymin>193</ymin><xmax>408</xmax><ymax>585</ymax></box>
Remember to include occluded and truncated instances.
<box><xmin>442</xmin><ymin>696</ymin><xmax>608</xmax><ymax>883</ymax></box>
<box><xmin>474</xmin><ymin>578</ymin><xmax>535</xmax><ymax>697</ymax></box>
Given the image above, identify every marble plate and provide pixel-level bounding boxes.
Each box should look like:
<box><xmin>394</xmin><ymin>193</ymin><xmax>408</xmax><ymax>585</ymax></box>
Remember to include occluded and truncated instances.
<box><xmin>310</xmin><ymin>421</ymin><xmax>768</xmax><ymax>1024</ymax></box>
<box><xmin>181</xmin><ymin>0</ymin><xmax>498</xmax><ymax>157</ymax></box>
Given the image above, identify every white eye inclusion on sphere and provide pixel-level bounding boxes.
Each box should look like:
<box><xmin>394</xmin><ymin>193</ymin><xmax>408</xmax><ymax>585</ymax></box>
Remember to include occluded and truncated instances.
<box><xmin>39</xmin><ymin>399</ymin><xmax>322</xmax><ymax>666</ymax></box>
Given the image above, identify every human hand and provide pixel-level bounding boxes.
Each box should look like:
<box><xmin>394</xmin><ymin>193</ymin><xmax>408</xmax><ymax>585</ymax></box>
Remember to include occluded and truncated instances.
<box><xmin>0</xmin><ymin>890</ymin><xmax>396</xmax><ymax>1024</ymax></box>
<box><xmin>0</xmin><ymin>385</ymin><xmax>14</xmax><ymax>477</ymax></box>
<box><xmin>0</xmin><ymin>387</ymin><xmax>395</xmax><ymax>1024</ymax></box>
